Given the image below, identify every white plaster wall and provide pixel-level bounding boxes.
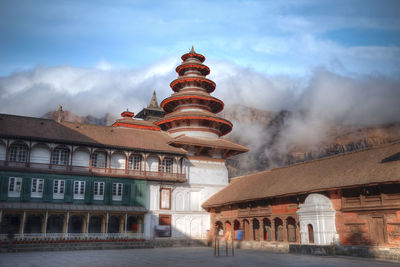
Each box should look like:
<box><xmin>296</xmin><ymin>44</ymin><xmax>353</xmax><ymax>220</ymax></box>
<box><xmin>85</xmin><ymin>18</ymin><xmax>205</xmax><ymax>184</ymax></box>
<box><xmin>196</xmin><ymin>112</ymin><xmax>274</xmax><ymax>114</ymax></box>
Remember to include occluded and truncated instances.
<box><xmin>297</xmin><ymin>193</ymin><xmax>337</xmax><ymax>245</ymax></box>
<box><xmin>111</xmin><ymin>153</ymin><xmax>126</xmax><ymax>169</ymax></box>
<box><xmin>147</xmin><ymin>157</ymin><xmax>159</xmax><ymax>172</ymax></box>
<box><xmin>0</xmin><ymin>144</ymin><xmax>5</xmax><ymax>161</ymax></box>
<box><xmin>30</xmin><ymin>146</ymin><xmax>50</xmax><ymax>164</ymax></box>
<box><xmin>187</xmin><ymin>159</ymin><xmax>229</xmax><ymax>185</ymax></box>
<box><xmin>145</xmin><ymin>158</ymin><xmax>230</xmax><ymax>240</ymax></box>
<box><xmin>170</xmin><ymin>130</ymin><xmax>219</xmax><ymax>139</ymax></box>
<box><xmin>72</xmin><ymin>150</ymin><xmax>90</xmax><ymax>166</ymax></box>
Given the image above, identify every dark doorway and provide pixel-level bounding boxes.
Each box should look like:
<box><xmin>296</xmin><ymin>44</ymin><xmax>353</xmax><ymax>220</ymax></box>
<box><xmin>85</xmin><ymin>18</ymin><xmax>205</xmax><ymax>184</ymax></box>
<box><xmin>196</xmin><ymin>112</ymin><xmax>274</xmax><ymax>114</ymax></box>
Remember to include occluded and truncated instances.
<box><xmin>308</xmin><ymin>224</ymin><xmax>314</xmax><ymax>244</ymax></box>
<box><xmin>275</xmin><ymin>218</ymin><xmax>283</xmax><ymax>242</ymax></box>
<box><xmin>89</xmin><ymin>215</ymin><xmax>102</xmax><ymax>233</ymax></box>
<box><xmin>69</xmin><ymin>216</ymin><xmax>83</xmax><ymax>233</ymax></box>
<box><xmin>47</xmin><ymin>215</ymin><xmax>63</xmax><ymax>233</ymax></box>
<box><xmin>25</xmin><ymin>215</ymin><xmax>42</xmax><ymax>233</ymax></box>
<box><xmin>263</xmin><ymin>218</ymin><xmax>271</xmax><ymax>241</ymax></box>
<box><xmin>108</xmin><ymin>216</ymin><xmax>120</xmax><ymax>233</ymax></box>
<box><xmin>1</xmin><ymin>215</ymin><xmax>20</xmax><ymax>234</ymax></box>
<box><xmin>287</xmin><ymin>217</ymin><xmax>297</xmax><ymax>242</ymax></box>
<box><xmin>252</xmin><ymin>219</ymin><xmax>260</xmax><ymax>241</ymax></box>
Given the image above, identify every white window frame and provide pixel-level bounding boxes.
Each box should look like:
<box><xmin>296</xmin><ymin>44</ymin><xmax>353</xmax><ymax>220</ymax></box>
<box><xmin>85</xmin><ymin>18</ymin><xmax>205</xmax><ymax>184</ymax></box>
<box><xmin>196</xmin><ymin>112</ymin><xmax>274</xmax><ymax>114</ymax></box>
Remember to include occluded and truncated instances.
<box><xmin>31</xmin><ymin>178</ymin><xmax>44</xmax><ymax>198</ymax></box>
<box><xmin>128</xmin><ymin>155</ymin><xmax>141</xmax><ymax>170</ymax></box>
<box><xmin>53</xmin><ymin>179</ymin><xmax>65</xmax><ymax>199</ymax></box>
<box><xmin>92</xmin><ymin>152</ymin><xmax>106</xmax><ymax>168</ymax></box>
<box><xmin>8</xmin><ymin>144</ymin><xmax>28</xmax><ymax>162</ymax></box>
<box><xmin>8</xmin><ymin>177</ymin><xmax>22</xmax><ymax>197</ymax></box>
<box><xmin>93</xmin><ymin>181</ymin><xmax>105</xmax><ymax>200</ymax></box>
<box><xmin>160</xmin><ymin>188</ymin><xmax>171</xmax><ymax>210</ymax></box>
<box><xmin>112</xmin><ymin>183</ymin><xmax>123</xmax><ymax>201</ymax></box>
<box><xmin>52</xmin><ymin>148</ymin><xmax>69</xmax><ymax>166</ymax></box>
<box><xmin>73</xmin><ymin>181</ymin><xmax>85</xmax><ymax>200</ymax></box>
<box><xmin>161</xmin><ymin>158</ymin><xmax>172</xmax><ymax>173</ymax></box>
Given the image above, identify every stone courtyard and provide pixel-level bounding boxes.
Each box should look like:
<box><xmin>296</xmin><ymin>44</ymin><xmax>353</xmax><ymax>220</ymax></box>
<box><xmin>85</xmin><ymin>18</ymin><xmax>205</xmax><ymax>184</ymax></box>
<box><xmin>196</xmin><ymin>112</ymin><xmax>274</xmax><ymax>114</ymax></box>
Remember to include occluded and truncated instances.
<box><xmin>0</xmin><ymin>247</ymin><xmax>398</xmax><ymax>267</ymax></box>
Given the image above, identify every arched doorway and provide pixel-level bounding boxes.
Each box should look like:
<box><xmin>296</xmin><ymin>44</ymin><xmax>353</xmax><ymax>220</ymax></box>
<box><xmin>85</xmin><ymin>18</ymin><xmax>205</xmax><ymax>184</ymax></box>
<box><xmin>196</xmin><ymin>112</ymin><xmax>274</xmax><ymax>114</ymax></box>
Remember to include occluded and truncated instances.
<box><xmin>89</xmin><ymin>215</ymin><xmax>102</xmax><ymax>233</ymax></box>
<box><xmin>215</xmin><ymin>221</ymin><xmax>223</xmax><ymax>236</ymax></box>
<box><xmin>252</xmin><ymin>219</ymin><xmax>260</xmax><ymax>241</ymax></box>
<box><xmin>25</xmin><ymin>215</ymin><xmax>43</xmax><ymax>233</ymax></box>
<box><xmin>263</xmin><ymin>218</ymin><xmax>272</xmax><ymax>241</ymax></box>
<box><xmin>274</xmin><ymin>218</ymin><xmax>283</xmax><ymax>242</ymax></box>
<box><xmin>308</xmin><ymin>224</ymin><xmax>314</xmax><ymax>244</ymax></box>
<box><xmin>243</xmin><ymin>219</ymin><xmax>250</xmax><ymax>241</ymax></box>
<box><xmin>233</xmin><ymin>220</ymin><xmax>241</xmax><ymax>240</ymax></box>
<box><xmin>287</xmin><ymin>217</ymin><xmax>297</xmax><ymax>242</ymax></box>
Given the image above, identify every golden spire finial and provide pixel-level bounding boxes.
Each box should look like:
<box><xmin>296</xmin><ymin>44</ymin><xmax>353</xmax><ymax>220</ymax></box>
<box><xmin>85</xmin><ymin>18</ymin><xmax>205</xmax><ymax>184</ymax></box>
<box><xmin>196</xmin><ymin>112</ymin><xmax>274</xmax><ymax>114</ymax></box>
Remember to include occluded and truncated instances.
<box><xmin>190</xmin><ymin>45</ymin><xmax>195</xmax><ymax>53</ymax></box>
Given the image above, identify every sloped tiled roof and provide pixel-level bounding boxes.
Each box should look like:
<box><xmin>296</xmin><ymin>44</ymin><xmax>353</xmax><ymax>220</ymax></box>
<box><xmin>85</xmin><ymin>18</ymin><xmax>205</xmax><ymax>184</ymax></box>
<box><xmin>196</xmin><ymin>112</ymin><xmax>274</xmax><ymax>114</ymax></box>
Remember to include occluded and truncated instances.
<box><xmin>0</xmin><ymin>113</ymin><xmax>186</xmax><ymax>154</ymax></box>
<box><xmin>203</xmin><ymin>142</ymin><xmax>400</xmax><ymax>208</ymax></box>
<box><xmin>170</xmin><ymin>135</ymin><xmax>249</xmax><ymax>152</ymax></box>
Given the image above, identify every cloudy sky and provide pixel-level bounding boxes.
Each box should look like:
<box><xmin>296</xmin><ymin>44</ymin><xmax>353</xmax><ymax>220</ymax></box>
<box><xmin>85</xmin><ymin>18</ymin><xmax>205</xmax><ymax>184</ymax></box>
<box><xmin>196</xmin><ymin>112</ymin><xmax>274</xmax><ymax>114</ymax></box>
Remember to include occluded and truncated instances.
<box><xmin>0</xmin><ymin>0</ymin><xmax>399</xmax><ymax>125</ymax></box>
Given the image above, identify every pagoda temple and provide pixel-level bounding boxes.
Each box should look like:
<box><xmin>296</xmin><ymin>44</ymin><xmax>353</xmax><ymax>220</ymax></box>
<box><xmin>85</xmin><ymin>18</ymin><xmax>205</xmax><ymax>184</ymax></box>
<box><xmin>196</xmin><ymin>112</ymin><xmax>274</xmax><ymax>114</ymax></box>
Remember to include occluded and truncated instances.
<box><xmin>156</xmin><ymin>47</ymin><xmax>244</xmax><ymax>159</ymax></box>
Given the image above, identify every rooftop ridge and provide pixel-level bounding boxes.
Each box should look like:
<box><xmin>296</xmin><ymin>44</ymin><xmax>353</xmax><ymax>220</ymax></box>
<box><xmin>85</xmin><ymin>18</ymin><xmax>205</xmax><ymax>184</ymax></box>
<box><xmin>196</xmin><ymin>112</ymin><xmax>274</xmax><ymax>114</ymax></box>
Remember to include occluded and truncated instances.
<box><xmin>229</xmin><ymin>140</ymin><xmax>400</xmax><ymax>180</ymax></box>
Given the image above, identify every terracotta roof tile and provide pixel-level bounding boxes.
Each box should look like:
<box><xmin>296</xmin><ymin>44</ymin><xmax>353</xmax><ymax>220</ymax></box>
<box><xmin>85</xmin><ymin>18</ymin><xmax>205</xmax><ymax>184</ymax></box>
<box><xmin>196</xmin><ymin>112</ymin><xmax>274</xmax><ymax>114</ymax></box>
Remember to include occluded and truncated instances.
<box><xmin>203</xmin><ymin>142</ymin><xmax>400</xmax><ymax>208</ymax></box>
<box><xmin>170</xmin><ymin>136</ymin><xmax>248</xmax><ymax>152</ymax></box>
<box><xmin>0</xmin><ymin>114</ymin><xmax>186</xmax><ymax>154</ymax></box>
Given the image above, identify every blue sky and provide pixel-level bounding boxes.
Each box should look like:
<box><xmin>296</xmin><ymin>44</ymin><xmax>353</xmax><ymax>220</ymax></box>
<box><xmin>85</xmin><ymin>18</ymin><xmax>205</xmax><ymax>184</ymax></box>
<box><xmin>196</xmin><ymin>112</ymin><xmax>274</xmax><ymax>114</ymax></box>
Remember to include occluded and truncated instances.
<box><xmin>1</xmin><ymin>0</ymin><xmax>399</xmax><ymax>77</ymax></box>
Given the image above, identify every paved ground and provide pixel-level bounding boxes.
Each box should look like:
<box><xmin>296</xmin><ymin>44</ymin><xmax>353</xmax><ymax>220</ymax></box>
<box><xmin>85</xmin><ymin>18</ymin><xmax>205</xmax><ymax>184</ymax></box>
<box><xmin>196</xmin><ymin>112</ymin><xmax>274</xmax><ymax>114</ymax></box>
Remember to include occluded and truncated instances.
<box><xmin>0</xmin><ymin>247</ymin><xmax>398</xmax><ymax>267</ymax></box>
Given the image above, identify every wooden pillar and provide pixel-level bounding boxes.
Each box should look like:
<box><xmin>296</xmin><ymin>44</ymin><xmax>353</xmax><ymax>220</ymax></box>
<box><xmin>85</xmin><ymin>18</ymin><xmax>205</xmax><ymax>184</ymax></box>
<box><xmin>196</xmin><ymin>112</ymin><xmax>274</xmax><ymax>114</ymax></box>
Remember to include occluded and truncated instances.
<box><xmin>43</xmin><ymin>211</ymin><xmax>48</xmax><ymax>235</ymax></box>
<box><xmin>101</xmin><ymin>215</ymin><xmax>106</xmax><ymax>233</ymax></box>
<box><xmin>20</xmin><ymin>211</ymin><xmax>26</xmax><ymax>234</ymax></box>
<box><xmin>125</xmin><ymin>153</ymin><xmax>128</xmax><ymax>174</ymax></box>
<box><xmin>86</xmin><ymin>213</ymin><xmax>90</xmax><ymax>234</ymax></box>
<box><xmin>82</xmin><ymin>215</ymin><xmax>87</xmax><ymax>233</ymax></box>
<box><xmin>124</xmin><ymin>213</ymin><xmax>127</xmax><ymax>233</ymax></box>
<box><xmin>296</xmin><ymin>220</ymin><xmax>301</xmax><ymax>243</ymax></box>
<box><xmin>119</xmin><ymin>216</ymin><xmax>124</xmax><ymax>233</ymax></box>
<box><xmin>89</xmin><ymin>148</ymin><xmax>93</xmax><ymax>172</ymax></box>
<box><xmin>271</xmin><ymin>219</ymin><xmax>275</xmax><ymax>241</ymax></box>
<box><xmin>259</xmin><ymin>219</ymin><xmax>264</xmax><ymax>241</ymax></box>
<box><xmin>283</xmin><ymin>218</ymin><xmax>288</xmax><ymax>242</ymax></box>
<box><xmin>106</xmin><ymin>213</ymin><xmax>109</xmax><ymax>233</ymax></box>
<box><xmin>65</xmin><ymin>212</ymin><xmax>70</xmax><ymax>234</ymax></box>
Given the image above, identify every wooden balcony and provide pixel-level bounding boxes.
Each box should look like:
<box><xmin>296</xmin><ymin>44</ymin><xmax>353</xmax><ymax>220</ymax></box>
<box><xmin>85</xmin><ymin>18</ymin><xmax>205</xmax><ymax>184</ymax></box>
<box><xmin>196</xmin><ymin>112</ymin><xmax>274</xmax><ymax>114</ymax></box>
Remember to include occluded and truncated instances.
<box><xmin>0</xmin><ymin>160</ymin><xmax>186</xmax><ymax>182</ymax></box>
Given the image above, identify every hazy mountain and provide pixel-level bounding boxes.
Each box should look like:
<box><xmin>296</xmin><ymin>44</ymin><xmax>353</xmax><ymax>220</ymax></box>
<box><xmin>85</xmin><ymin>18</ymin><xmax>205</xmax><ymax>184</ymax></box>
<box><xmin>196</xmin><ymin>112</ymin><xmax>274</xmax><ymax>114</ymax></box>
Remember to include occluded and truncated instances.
<box><xmin>43</xmin><ymin>106</ymin><xmax>400</xmax><ymax>178</ymax></box>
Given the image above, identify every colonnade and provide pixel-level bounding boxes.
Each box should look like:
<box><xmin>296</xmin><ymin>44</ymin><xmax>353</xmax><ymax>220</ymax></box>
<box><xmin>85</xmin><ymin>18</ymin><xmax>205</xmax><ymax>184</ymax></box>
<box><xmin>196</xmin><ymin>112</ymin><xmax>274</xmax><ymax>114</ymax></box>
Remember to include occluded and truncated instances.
<box><xmin>215</xmin><ymin>216</ymin><xmax>300</xmax><ymax>243</ymax></box>
<box><xmin>0</xmin><ymin>210</ymin><xmax>144</xmax><ymax>236</ymax></box>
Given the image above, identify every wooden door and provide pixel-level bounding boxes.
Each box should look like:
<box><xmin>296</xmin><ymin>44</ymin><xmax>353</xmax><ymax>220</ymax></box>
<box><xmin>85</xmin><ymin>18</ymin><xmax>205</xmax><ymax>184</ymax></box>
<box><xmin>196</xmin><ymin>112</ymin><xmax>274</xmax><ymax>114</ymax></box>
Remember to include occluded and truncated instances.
<box><xmin>370</xmin><ymin>216</ymin><xmax>385</xmax><ymax>245</ymax></box>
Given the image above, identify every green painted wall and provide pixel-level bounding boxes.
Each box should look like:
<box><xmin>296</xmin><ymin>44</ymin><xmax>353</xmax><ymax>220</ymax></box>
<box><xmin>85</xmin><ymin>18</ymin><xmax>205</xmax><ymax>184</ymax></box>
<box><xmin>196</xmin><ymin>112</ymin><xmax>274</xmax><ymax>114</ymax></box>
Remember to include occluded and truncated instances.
<box><xmin>0</xmin><ymin>171</ymin><xmax>146</xmax><ymax>207</ymax></box>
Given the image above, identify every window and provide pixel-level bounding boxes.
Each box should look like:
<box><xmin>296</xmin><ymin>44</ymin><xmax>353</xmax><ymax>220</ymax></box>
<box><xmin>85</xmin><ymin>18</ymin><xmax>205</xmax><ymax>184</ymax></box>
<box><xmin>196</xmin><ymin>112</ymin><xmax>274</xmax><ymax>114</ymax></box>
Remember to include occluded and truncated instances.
<box><xmin>112</xmin><ymin>183</ymin><xmax>123</xmax><ymax>201</ymax></box>
<box><xmin>53</xmin><ymin>179</ymin><xmax>65</xmax><ymax>199</ymax></box>
<box><xmin>128</xmin><ymin>155</ymin><xmax>141</xmax><ymax>170</ymax></box>
<box><xmin>92</xmin><ymin>152</ymin><xmax>106</xmax><ymax>168</ymax></box>
<box><xmin>73</xmin><ymin>181</ymin><xmax>85</xmax><ymax>199</ymax></box>
<box><xmin>8</xmin><ymin>177</ymin><xmax>22</xmax><ymax>197</ymax></box>
<box><xmin>31</xmin><ymin>178</ymin><xmax>44</xmax><ymax>198</ymax></box>
<box><xmin>161</xmin><ymin>158</ymin><xmax>172</xmax><ymax>173</ymax></box>
<box><xmin>8</xmin><ymin>144</ymin><xmax>28</xmax><ymax>162</ymax></box>
<box><xmin>52</xmin><ymin>148</ymin><xmax>69</xmax><ymax>166</ymax></box>
<box><xmin>160</xmin><ymin>188</ymin><xmax>171</xmax><ymax>210</ymax></box>
<box><xmin>93</xmin><ymin>182</ymin><xmax>105</xmax><ymax>200</ymax></box>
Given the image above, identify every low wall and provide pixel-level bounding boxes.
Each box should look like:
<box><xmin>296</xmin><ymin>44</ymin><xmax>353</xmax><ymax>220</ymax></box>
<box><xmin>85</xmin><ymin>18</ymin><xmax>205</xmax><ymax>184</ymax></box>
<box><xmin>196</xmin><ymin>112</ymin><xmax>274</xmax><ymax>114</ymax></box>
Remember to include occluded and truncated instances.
<box><xmin>151</xmin><ymin>238</ymin><xmax>208</xmax><ymax>248</ymax></box>
<box><xmin>0</xmin><ymin>240</ymin><xmax>153</xmax><ymax>253</ymax></box>
<box><xmin>236</xmin><ymin>241</ymin><xmax>400</xmax><ymax>262</ymax></box>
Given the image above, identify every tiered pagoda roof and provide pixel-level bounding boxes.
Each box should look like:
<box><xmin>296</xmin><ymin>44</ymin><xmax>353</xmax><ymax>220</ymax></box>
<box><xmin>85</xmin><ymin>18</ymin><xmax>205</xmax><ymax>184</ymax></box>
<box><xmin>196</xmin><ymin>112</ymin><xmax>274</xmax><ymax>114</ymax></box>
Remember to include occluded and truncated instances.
<box><xmin>156</xmin><ymin>47</ymin><xmax>233</xmax><ymax>138</ymax></box>
<box><xmin>156</xmin><ymin>47</ymin><xmax>248</xmax><ymax>158</ymax></box>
